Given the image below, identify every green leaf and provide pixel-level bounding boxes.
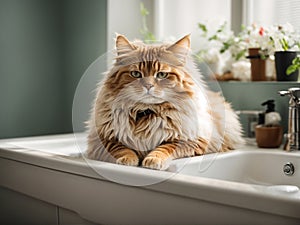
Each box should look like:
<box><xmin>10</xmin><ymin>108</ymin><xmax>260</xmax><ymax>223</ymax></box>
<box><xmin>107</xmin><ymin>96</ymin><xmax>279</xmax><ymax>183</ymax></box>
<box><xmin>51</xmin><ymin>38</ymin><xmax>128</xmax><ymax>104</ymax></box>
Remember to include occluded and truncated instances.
<box><xmin>293</xmin><ymin>56</ymin><xmax>300</xmax><ymax>65</ymax></box>
<box><xmin>286</xmin><ymin>65</ymin><xmax>298</xmax><ymax>75</ymax></box>
<box><xmin>140</xmin><ymin>2</ymin><xmax>149</xmax><ymax>16</ymax></box>
<box><xmin>220</xmin><ymin>42</ymin><xmax>230</xmax><ymax>53</ymax></box>
<box><xmin>208</xmin><ymin>34</ymin><xmax>218</xmax><ymax>41</ymax></box>
<box><xmin>280</xmin><ymin>38</ymin><xmax>289</xmax><ymax>51</ymax></box>
<box><xmin>217</xmin><ymin>22</ymin><xmax>227</xmax><ymax>33</ymax></box>
<box><xmin>286</xmin><ymin>56</ymin><xmax>300</xmax><ymax>75</ymax></box>
<box><xmin>198</xmin><ymin>23</ymin><xmax>207</xmax><ymax>33</ymax></box>
<box><xmin>235</xmin><ymin>49</ymin><xmax>247</xmax><ymax>61</ymax></box>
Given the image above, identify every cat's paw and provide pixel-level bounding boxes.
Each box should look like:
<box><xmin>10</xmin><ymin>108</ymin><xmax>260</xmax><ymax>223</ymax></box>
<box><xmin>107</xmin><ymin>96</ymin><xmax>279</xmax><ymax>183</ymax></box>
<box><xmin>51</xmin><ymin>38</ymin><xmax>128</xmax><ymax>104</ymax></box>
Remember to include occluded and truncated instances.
<box><xmin>116</xmin><ymin>154</ymin><xmax>139</xmax><ymax>167</ymax></box>
<box><xmin>142</xmin><ymin>156</ymin><xmax>170</xmax><ymax>170</ymax></box>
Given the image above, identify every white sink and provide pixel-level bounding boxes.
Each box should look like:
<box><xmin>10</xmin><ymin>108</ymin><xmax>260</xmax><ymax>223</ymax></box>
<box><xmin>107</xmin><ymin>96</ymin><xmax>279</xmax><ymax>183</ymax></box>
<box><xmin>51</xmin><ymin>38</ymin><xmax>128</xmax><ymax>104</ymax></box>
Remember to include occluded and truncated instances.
<box><xmin>171</xmin><ymin>146</ymin><xmax>300</xmax><ymax>187</ymax></box>
<box><xmin>1</xmin><ymin>134</ymin><xmax>300</xmax><ymax>224</ymax></box>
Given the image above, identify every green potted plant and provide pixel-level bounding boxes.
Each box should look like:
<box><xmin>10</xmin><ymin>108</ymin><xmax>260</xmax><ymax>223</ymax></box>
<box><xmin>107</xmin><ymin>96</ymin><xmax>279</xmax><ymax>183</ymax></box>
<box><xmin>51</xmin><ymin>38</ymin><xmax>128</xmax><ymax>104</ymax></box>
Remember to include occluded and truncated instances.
<box><xmin>270</xmin><ymin>24</ymin><xmax>300</xmax><ymax>81</ymax></box>
<box><xmin>275</xmin><ymin>50</ymin><xmax>299</xmax><ymax>81</ymax></box>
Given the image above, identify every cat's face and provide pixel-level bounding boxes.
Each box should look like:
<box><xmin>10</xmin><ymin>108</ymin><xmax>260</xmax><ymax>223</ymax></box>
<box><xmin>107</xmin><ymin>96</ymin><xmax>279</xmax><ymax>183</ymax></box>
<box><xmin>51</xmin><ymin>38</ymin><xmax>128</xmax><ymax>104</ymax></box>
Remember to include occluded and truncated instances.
<box><xmin>105</xmin><ymin>35</ymin><xmax>194</xmax><ymax>105</ymax></box>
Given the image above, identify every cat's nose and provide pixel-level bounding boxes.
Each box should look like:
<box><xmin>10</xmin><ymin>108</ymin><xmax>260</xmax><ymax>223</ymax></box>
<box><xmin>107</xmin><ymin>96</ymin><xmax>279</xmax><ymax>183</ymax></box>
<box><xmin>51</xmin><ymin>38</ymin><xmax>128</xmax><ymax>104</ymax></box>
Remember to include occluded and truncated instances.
<box><xmin>144</xmin><ymin>83</ymin><xmax>154</xmax><ymax>90</ymax></box>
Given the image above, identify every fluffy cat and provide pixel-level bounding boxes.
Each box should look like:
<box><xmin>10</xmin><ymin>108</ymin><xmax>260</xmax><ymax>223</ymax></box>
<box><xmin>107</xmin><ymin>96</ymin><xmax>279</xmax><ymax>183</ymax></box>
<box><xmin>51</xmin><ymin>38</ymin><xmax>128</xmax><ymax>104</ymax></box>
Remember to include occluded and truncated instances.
<box><xmin>86</xmin><ymin>34</ymin><xmax>244</xmax><ymax>170</ymax></box>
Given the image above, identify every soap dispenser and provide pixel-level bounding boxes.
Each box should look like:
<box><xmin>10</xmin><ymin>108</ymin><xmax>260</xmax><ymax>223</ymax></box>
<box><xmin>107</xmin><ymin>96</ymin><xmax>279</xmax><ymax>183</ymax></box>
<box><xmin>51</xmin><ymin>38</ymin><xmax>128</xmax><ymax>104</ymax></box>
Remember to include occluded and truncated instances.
<box><xmin>255</xmin><ymin>99</ymin><xmax>283</xmax><ymax>148</ymax></box>
<box><xmin>262</xmin><ymin>100</ymin><xmax>281</xmax><ymax>126</ymax></box>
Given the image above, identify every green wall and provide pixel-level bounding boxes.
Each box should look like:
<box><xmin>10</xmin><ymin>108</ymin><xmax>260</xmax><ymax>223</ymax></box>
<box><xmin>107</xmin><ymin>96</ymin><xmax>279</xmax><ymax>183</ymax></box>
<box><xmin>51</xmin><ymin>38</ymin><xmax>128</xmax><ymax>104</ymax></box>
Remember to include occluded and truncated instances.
<box><xmin>62</xmin><ymin>0</ymin><xmax>107</xmax><ymax>131</ymax></box>
<box><xmin>0</xmin><ymin>0</ymin><xmax>107</xmax><ymax>138</ymax></box>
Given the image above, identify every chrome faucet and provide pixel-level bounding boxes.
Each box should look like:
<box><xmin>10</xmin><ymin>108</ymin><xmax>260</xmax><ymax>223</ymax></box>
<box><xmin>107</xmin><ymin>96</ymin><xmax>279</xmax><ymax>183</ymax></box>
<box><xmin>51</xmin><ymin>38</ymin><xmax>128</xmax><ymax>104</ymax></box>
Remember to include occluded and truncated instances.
<box><xmin>279</xmin><ymin>87</ymin><xmax>300</xmax><ymax>151</ymax></box>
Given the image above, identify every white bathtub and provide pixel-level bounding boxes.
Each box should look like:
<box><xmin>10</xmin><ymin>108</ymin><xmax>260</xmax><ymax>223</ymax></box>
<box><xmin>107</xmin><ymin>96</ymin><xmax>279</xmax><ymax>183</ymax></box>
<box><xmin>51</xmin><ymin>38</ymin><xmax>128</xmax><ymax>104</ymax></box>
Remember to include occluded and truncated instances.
<box><xmin>0</xmin><ymin>133</ymin><xmax>300</xmax><ymax>225</ymax></box>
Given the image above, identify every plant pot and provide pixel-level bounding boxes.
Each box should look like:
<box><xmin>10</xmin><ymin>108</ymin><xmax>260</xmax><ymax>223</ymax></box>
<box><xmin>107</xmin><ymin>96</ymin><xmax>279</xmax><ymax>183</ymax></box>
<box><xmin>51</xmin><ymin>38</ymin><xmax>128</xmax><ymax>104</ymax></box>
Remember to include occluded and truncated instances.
<box><xmin>248</xmin><ymin>48</ymin><xmax>267</xmax><ymax>81</ymax></box>
<box><xmin>274</xmin><ymin>51</ymin><xmax>299</xmax><ymax>81</ymax></box>
<box><xmin>255</xmin><ymin>125</ymin><xmax>283</xmax><ymax>148</ymax></box>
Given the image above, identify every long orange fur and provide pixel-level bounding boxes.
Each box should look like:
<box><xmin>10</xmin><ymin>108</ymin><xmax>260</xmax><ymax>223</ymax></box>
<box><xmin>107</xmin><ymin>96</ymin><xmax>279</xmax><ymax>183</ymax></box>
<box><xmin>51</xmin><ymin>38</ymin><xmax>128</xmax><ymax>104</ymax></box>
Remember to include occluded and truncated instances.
<box><xmin>86</xmin><ymin>34</ymin><xmax>244</xmax><ymax>170</ymax></box>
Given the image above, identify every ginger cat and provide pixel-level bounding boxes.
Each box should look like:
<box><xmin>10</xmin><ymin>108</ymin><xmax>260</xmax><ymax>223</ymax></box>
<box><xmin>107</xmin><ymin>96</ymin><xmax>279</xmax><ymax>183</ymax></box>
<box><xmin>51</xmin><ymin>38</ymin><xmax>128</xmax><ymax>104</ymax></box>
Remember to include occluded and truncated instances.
<box><xmin>86</xmin><ymin>34</ymin><xmax>244</xmax><ymax>170</ymax></box>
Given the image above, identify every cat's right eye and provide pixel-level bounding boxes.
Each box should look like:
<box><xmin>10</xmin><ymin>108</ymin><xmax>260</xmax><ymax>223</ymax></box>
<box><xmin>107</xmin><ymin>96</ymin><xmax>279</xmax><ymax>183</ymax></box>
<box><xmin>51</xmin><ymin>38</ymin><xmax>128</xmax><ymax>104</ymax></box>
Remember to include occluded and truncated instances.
<box><xmin>130</xmin><ymin>71</ymin><xmax>142</xmax><ymax>78</ymax></box>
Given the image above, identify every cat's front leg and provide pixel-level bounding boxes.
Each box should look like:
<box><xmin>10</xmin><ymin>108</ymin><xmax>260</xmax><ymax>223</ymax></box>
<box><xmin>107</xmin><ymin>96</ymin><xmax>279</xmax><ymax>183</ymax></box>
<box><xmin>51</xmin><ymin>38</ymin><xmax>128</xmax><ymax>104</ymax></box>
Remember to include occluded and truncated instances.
<box><xmin>142</xmin><ymin>138</ymin><xmax>208</xmax><ymax>170</ymax></box>
<box><xmin>110</xmin><ymin>146</ymin><xmax>139</xmax><ymax>167</ymax></box>
<box><xmin>115</xmin><ymin>151</ymin><xmax>139</xmax><ymax>166</ymax></box>
<box><xmin>94</xmin><ymin>140</ymin><xmax>140</xmax><ymax>166</ymax></box>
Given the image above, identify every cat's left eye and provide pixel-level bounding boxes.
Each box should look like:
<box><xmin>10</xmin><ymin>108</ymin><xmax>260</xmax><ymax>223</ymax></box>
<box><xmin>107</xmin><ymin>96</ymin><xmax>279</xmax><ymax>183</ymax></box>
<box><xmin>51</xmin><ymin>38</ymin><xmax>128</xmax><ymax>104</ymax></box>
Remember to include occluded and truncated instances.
<box><xmin>156</xmin><ymin>72</ymin><xmax>168</xmax><ymax>79</ymax></box>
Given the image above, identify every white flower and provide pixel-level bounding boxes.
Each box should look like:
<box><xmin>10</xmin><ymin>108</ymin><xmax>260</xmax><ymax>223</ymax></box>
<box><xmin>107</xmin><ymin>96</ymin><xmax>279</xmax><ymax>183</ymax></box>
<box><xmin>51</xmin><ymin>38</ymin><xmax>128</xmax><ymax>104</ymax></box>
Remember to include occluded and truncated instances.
<box><xmin>203</xmin><ymin>48</ymin><xmax>221</xmax><ymax>64</ymax></box>
<box><xmin>196</xmin><ymin>21</ymin><xmax>300</xmax><ymax>78</ymax></box>
<box><xmin>231</xmin><ymin>61</ymin><xmax>251</xmax><ymax>81</ymax></box>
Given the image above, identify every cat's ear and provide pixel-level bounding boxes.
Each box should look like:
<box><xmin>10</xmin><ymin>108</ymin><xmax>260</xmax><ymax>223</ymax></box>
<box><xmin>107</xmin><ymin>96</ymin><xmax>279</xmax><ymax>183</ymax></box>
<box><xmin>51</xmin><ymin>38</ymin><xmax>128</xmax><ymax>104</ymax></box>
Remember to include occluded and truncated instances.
<box><xmin>168</xmin><ymin>34</ymin><xmax>191</xmax><ymax>51</ymax></box>
<box><xmin>166</xmin><ymin>34</ymin><xmax>191</xmax><ymax>65</ymax></box>
<box><xmin>115</xmin><ymin>34</ymin><xmax>136</xmax><ymax>55</ymax></box>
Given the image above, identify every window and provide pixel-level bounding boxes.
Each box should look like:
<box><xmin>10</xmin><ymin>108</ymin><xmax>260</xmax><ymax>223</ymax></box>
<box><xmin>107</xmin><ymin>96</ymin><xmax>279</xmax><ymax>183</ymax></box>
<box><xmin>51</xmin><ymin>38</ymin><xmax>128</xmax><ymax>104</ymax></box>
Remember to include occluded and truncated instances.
<box><xmin>107</xmin><ymin>0</ymin><xmax>231</xmax><ymax>51</ymax></box>
<box><xmin>107</xmin><ymin>0</ymin><xmax>300</xmax><ymax>50</ymax></box>
<box><xmin>245</xmin><ymin>0</ymin><xmax>300</xmax><ymax>31</ymax></box>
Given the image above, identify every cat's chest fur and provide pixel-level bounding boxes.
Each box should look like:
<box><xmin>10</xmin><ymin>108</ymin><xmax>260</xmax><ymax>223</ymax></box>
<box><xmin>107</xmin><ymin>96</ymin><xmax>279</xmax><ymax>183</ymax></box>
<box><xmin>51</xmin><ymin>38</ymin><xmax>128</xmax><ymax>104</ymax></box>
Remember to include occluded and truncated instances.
<box><xmin>112</xmin><ymin>104</ymin><xmax>178</xmax><ymax>152</ymax></box>
<box><xmin>111</xmin><ymin>98</ymin><xmax>212</xmax><ymax>152</ymax></box>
